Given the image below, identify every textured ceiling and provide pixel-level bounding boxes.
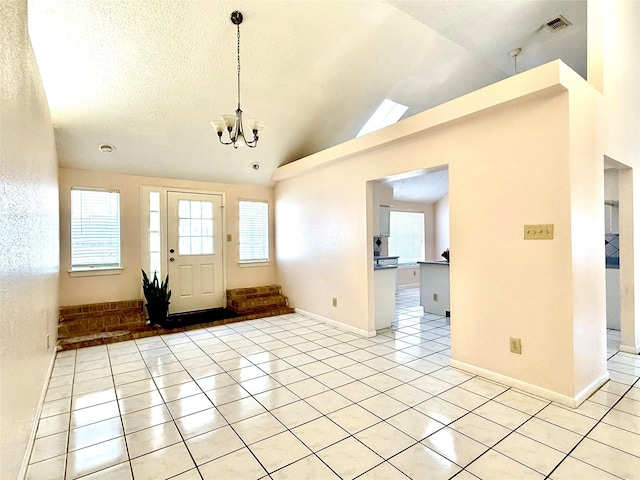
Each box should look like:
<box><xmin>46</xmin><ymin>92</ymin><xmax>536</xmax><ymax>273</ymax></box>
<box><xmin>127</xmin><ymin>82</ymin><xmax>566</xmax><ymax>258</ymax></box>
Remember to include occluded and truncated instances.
<box><xmin>28</xmin><ymin>0</ymin><xmax>586</xmax><ymax>192</ymax></box>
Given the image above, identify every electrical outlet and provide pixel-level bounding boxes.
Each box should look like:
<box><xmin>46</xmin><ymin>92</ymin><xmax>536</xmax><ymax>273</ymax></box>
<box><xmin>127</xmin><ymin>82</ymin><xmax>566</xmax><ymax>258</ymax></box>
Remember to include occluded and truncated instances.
<box><xmin>413</xmin><ymin>270</ymin><xmax>416</xmax><ymax>276</ymax></box>
<box><xmin>510</xmin><ymin>337</ymin><xmax>522</xmax><ymax>354</ymax></box>
<box><xmin>332</xmin><ymin>297</ymin><xmax>337</xmax><ymax>307</ymax></box>
<box><xmin>227</xmin><ymin>234</ymin><xmax>232</xmax><ymax>242</ymax></box>
<box><xmin>433</xmin><ymin>293</ymin><xmax>438</xmax><ymax>302</ymax></box>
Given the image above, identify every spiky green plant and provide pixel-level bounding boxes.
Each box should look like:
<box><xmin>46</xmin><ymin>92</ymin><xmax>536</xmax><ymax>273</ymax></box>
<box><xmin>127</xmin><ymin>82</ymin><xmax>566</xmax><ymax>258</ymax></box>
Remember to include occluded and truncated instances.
<box><xmin>141</xmin><ymin>269</ymin><xmax>171</xmax><ymax>306</ymax></box>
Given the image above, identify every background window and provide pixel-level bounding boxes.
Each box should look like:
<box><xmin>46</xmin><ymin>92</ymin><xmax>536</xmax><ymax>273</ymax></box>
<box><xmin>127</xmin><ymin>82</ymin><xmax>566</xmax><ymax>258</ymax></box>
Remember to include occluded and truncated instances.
<box><xmin>239</xmin><ymin>200</ymin><xmax>269</xmax><ymax>263</ymax></box>
<box><xmin>388</xmin><ymin>211</ymin><xmax>425</xmax><ymax>265</ymax></box>
<box><xmin>71</xmin><ymin>188</ymin><xmax>120</xmax><ymax>269</ymax></box>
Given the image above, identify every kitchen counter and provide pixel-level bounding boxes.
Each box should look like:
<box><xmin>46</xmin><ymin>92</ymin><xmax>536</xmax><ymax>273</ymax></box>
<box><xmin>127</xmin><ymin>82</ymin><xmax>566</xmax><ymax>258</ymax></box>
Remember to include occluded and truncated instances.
<box><xmin>419</xmin><ymin>261</ymin><xmax>450</xmax><ymax>316</ymax></box>
<box><xmin>374</xmin><ymin>256</ymin><xmax>399</xmax><ymax>270</ymax></box>
<box><xmin>374</xmin><ymin>267</ymin><xmax>397</xmax><ymax>329</ymax></box>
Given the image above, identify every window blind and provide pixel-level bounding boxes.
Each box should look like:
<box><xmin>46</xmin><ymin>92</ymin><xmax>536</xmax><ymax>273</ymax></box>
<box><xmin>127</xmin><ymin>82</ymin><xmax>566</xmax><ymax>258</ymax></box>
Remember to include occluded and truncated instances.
<box><xmin>239</xmin><ymin>200</ymin><xmax>269</xmax><ymax>263</ymax></box>
<box><xmin>71</xmin><ymin>188</ymin><xmax>121</xmax><ymax>269</ymax></box>
<box><xmin>388</xmin><ymin>211</ymin><xmax>425</xmax><ymax>265</ymax></box>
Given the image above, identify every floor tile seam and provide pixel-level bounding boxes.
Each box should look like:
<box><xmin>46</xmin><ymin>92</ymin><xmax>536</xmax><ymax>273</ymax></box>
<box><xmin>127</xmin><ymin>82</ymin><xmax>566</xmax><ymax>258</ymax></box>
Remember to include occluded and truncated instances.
<box><xmin>353</xmin><ymin>460</ymin><xmax>411</xmax><ymax>480</ymax></box>
<box><xmin>543</xmin><ymin>376</ymin><xmax>640</xmax><ymax>479</ymax></box>
<box><xmin>390</xmin><ymin>435</ymin><xmax>472</xmax><ymax>474</ymax></box>
<box><xmin>492</xmin><ymin>387</ymin><xmax>550</xmax><ymax>417</ymax></box>
<box><xmin>128</xmin><ymin>339</ymin><xmax>204</xmax><ymax>476</ymax></box>
<box><xmin>203</xmin><ymin>414</ymin><xmax>274</xmax><ymax>477</ymax></box>
<box><xmin>310</xmin><ymin>429</ymin><xmax>390</xmax><ymax>476</ymax></box>
<box><xmin>266</xmin><ymin>406</ymin><xmax>355</xmax><ymax>455</ymax></box>
<box><xmin>464</xmin><ymin>444</ymin><xmax>551</xmax><ymax>478</ymax></box>
<box><xmin>49</xmin><ymin>356</ymin><xmax>78</xmax><ymax>478</ymax></box>
<box><xmin>474</xmin><ymin>424</ymin><xmax>570</xmax><ymax>477</ymax></box>
<box><xmin>421</xmin><ymin>393</ymin><xmax>516</xmax><ymax>452</ymax></box>
<box><xmin>64</xmin><ymin>353</ymin><xmax>132</xmax><ymax>480</ymax></box>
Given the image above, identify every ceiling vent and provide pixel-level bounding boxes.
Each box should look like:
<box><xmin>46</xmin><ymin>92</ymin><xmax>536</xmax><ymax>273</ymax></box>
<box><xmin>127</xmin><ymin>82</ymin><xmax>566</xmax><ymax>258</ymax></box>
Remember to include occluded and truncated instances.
<box><xmin>545</xmin><ymin>15</ymin><xmax>571</xmax><ymax>31</ymax></box>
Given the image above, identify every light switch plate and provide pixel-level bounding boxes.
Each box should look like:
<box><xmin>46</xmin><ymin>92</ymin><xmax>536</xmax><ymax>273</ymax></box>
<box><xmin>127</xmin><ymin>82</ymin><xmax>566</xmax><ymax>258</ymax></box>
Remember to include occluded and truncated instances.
<box><xmin>524</xmin><ymin>224</ymin><xmax>554</xmax><ymax>240</ymax></box>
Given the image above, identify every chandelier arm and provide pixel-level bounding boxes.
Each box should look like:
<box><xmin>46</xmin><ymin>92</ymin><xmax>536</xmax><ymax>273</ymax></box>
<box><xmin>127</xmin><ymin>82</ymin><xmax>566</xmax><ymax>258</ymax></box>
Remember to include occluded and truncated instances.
<box><xmin>218</xmin><ymin>136</ymin><xmax>234</xmax><ymax>145</ymax></box>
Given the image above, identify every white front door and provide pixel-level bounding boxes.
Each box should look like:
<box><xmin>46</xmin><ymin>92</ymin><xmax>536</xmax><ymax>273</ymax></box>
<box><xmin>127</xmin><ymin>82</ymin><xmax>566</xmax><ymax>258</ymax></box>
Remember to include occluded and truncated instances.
<box><xmin>167</xmin><ymin>191</ymin><xmax>224</xmax><ymax>313</ymax></box>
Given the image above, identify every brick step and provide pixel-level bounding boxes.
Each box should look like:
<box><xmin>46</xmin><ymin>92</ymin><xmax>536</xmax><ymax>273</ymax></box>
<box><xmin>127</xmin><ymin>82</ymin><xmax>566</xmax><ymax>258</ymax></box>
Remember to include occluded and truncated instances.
<box><xmin>57</xmin><ymin>330</ymin><xmax>132</xmax><ymax>348</ymax></box>
<box><xmin>226</xmin><ymin>285</ymin><xmax>282</xmax><ymax>300</ymax></box>
<box><xmin>58</xmin><ymin>300</ymin><xmax>146</xmax><ymax>339</ymax></box>
<box><xmin>227</xmin><ymin>294</ymin><xmax>289</xmax><ymax>314</ymax></box>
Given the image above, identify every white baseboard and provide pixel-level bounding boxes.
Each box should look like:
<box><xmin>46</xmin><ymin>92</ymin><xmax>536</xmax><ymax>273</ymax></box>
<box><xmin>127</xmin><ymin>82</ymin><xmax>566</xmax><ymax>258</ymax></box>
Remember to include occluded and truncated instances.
<box><xmin>450</xmin><ymin>358</ymin><xmax>609</xmax><ymax>408</ymax></box>
<box><xmin>619</xmin><ymin>344</ymin><xmax>640</xmax><ymax>355</ymax></box>
<box><xmin>18</xmin><ymin>349</ymin><xmax>57</xmax><ymax>480</ymax></box>
<box><xmin>294</xmin><ymin>308</ymin><xmax>377</xmax><ymax>337</ymax></box>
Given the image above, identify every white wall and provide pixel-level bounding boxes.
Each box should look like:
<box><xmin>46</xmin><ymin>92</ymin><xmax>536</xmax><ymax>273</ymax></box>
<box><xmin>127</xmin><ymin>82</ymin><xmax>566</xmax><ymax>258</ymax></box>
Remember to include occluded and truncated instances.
<box><xmin>589</xmin><ymin>0</ymin><xmax>640</xmax><ymax>354</ymax></box>
<box><xmin>0</xmin><ymin>2</ymin><xmax>60</xmax><ymax>478</ymax></box>
<box><xmin>275</xmin><ymin>62</ymin><xmax>606</xmax><ymax>405</ymax></box>
<box><xmin>59</xmin><ymin>168</ymin><xmax>277</xmax><ymax>306</ymax></box>
<box><xmin>434</xmin><ymin>193</ymin><xmax>450</xmax><ymax>261</ymax></box>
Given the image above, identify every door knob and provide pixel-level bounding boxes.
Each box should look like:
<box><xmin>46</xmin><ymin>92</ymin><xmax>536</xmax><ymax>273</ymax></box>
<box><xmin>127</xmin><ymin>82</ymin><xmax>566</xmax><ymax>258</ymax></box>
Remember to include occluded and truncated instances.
<box><xmin>170</xmin><ymin>257</ymin><xmax>175</xmax><ymax>262</ymax></box>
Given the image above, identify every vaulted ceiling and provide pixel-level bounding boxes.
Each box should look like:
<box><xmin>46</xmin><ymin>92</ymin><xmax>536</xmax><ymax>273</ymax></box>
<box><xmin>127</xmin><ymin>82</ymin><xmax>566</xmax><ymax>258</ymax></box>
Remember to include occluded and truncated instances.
<box><xmin>28</xmin><ymin>0</ymin><xmax>587</xmax><ymax>189</ymax></box>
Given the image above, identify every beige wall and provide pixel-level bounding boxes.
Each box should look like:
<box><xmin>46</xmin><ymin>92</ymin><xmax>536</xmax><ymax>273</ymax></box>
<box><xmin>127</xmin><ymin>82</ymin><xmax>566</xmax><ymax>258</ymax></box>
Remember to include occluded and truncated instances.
<box><xmin>0</xmin><ymin>2</ymin><xmax>60</xmax><ymax>478</ymax></box>
<box><xmin>434</xmin><ymin>193</ymin><xmax>450</xmax><ymax>259</ymax></box>
<box><xmin>275</xmin><ymin>62</ymin><xmax>606</xmax><ymax>405</ymax></box>
<box><xmin>588</xmin><ymin>0</ymin><xmax>640</xmax><ymax>354</ymax></box>
<box><xmin>59</xmin><ymin>168</ymin><xmax>277</xmax><ymax>306</ymax></box>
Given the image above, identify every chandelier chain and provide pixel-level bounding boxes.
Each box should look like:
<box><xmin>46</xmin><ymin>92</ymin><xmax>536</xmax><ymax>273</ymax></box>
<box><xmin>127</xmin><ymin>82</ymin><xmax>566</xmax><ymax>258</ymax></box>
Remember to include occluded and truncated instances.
<box><xmin>236</xmin><ymin>22</ymin><xmax>241</xmax><ymax>110</ymax></box>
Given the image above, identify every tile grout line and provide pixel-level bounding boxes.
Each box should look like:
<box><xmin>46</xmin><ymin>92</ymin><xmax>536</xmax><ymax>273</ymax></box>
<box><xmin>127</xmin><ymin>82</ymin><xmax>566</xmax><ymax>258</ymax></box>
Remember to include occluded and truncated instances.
<box><xmin>544</xmin><ymin>376</ymin><xmax>640</xmax><ymax>480</ymax></box>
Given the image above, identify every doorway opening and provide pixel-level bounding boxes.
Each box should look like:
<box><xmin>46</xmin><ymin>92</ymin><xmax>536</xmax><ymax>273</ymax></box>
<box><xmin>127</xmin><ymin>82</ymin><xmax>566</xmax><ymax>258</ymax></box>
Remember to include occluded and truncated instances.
<box><xmin>604</xmin><ymin>158</ymin><xmax>638</xmax><ymax>356</ymax></box>
<box><xmin>368</xmin><ymin>165</ymin><xmax>450</xmax><ymax>332</ymax></box>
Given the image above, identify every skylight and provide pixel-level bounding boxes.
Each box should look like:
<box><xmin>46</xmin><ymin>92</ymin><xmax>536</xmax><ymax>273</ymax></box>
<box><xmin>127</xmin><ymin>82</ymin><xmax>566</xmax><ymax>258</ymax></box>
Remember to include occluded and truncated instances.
<box><xmin>356</xmin><ymin>98</ymin><xmax>409</xmax><ymax>138</ymax></box>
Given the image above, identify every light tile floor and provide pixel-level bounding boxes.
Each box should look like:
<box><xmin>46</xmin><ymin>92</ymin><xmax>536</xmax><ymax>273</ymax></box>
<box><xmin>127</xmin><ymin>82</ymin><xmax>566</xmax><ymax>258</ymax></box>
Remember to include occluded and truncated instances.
<box><xmin>26</xmin><ymin>288</ymin><xmax>640</xmax><ymax>479</ymax></box>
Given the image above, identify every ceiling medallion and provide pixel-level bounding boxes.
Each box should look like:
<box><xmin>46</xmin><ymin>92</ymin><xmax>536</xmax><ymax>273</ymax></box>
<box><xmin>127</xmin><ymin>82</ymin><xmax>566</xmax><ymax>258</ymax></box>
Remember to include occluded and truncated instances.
<box><xmin>211</xmin><ymin>11</ymin><xmax>264</xmax><ymax>148</ymax></box>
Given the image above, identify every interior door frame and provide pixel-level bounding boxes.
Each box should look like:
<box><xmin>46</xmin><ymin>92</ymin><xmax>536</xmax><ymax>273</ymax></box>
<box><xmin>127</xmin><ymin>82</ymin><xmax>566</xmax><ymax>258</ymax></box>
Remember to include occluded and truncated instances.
<box><xmin>140</xmin><ymin>185</ymin><xmax>227</xmax><ymax>308</ymax></box>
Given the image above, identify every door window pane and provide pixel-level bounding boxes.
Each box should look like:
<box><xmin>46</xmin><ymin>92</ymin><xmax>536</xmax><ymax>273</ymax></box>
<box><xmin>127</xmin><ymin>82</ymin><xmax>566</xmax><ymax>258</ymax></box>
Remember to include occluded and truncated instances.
<box><xmin>178</xmin><ymin>200</ymin><xmax>215</xmax><ymax>256</ymax></box>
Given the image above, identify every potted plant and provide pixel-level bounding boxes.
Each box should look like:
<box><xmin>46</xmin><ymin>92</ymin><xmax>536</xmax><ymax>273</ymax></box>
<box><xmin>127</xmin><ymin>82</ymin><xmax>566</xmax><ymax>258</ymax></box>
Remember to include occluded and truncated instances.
<box><xmin>142</xmin><ymin>269</ymin><xmax>171</xmax><ymax>327</ymax></box>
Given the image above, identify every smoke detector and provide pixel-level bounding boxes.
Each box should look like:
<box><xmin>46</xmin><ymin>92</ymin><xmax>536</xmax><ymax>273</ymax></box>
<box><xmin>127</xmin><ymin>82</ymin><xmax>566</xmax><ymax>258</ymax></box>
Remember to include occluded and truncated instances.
<box><xmin>545</xmin><ymin>15</ymin><xmax>571</xmax><ymax>31</ymax></box>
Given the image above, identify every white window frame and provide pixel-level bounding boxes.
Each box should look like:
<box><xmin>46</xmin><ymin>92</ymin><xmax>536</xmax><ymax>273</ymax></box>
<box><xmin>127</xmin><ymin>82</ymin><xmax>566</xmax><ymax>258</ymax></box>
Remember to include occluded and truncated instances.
<box><xmin>388</xmin><ymin>210</ymin><xmax>425</xmax><ymax>265</ymax></box>
<box><xmin>238</xmin><ymin>200</ymin><xmax>270</xmax><ymax>264</ymax></box>
<box><xmin>69</xmin><ymin>187</ymin><xmax>122</xmax><ymax>276</ymax></box>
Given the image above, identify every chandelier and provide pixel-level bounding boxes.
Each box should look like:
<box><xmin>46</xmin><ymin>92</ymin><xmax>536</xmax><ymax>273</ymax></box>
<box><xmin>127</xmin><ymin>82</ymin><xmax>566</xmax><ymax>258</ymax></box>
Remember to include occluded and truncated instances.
<box><xmin>211</xmin><ymin>11</ymin><xmax>263</xmax><ymax>148</ymax></box>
